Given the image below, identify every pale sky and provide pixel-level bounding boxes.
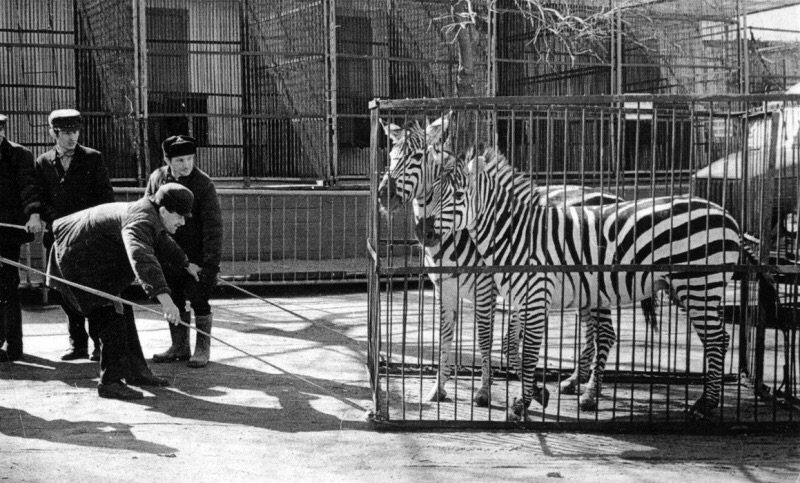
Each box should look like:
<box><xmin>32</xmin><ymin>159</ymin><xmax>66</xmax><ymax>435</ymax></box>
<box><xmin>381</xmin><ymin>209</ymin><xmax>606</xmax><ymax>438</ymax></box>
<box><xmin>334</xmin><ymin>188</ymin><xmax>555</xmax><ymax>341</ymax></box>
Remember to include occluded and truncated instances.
<box><xmin>744</xmin><ymin>5</ymin><xmax>800</xmax><ymax>41</ymax></box>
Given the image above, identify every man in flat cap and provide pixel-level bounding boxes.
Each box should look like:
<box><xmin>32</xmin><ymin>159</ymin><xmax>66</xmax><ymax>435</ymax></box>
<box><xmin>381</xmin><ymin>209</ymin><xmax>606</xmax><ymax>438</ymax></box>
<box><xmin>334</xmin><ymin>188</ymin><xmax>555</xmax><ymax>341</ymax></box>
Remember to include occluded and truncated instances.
<box><xmin>47</xmin><ymin>183</ymin><xmax>200</xmax><ymax>400</ymax></box>
<box><xmin>146</xmin><ymin>135</ymin><xmax>222</xmax><ymax>369</ymax></box>
<box><xmin>0</xmin><ymin>113</ymin><xmax>45</xmax><ymax>362</ymax></box>
<box><xmin>35</xmin><ymin>109</ymin><xmax>115</xmax><ymax>362</ymax></box>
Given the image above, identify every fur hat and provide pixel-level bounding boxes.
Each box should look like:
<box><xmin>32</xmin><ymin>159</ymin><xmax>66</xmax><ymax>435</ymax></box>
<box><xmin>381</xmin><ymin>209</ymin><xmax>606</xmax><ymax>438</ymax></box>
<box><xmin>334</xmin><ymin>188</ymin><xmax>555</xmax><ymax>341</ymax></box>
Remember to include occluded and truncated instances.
<box><xmin>162</xmin><ymin>135</ymin><xmax>197</xmax><ymax>158</ymax></box>
<box><xmin>150</xmin><ymin>183</ymin><xmax>194</xmax><ymax>217</ymax></box>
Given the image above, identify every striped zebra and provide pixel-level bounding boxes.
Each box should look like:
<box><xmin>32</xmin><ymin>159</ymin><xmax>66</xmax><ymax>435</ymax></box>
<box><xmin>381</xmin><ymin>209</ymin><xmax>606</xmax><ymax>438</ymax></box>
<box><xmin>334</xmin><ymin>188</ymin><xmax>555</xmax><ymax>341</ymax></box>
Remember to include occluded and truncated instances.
<box><xmin>415</xmin><ymin>147</ymin><xmax>758</xmax><ymax>421</ymax></box>
<box><xmin>378</xmin><ymin>116</ymin><xmax>625</xmax><ymax>408</ymax></box>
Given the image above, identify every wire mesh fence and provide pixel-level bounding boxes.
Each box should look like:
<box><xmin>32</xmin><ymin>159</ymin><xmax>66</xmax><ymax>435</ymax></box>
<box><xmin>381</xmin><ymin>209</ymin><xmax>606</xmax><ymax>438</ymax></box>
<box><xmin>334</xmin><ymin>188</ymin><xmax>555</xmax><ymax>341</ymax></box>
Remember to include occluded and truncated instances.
<box><xmin>3</xmin><ymin>1</ymin><xmax>799</xmax><ymax>184</ymax></box>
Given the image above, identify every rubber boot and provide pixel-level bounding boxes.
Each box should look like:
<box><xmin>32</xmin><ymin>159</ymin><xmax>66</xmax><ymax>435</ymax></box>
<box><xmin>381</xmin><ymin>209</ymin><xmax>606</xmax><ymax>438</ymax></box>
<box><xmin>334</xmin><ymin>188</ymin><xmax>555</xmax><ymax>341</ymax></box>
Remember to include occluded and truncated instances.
<box><xmin>187</xmin><ymin>314</ymin><xmax>212</xmax><ymax>368</ymax></box>
<box><xmin>152</xmin><ymin>313</ymin><xmax>191</xmax><ymax>363</ymax></box>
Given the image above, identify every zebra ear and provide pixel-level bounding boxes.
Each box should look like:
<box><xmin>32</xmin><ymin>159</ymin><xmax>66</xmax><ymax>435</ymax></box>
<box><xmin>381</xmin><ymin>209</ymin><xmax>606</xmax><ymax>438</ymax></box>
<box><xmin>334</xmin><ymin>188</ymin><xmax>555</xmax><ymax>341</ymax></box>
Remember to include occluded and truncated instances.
<box><xmin>467</xmin><ymin>152</ymin><xmax>487</xmax><ymax>174</ymax></box>
<box><xmin>425</xmin><ymin>111</ymin><xmax>452</xmax><ymax>147</ymax></box>
<box><xmin>381</xmin><ymin>120</ymin><xmax>405</xmax><ymax>144</ymax></box>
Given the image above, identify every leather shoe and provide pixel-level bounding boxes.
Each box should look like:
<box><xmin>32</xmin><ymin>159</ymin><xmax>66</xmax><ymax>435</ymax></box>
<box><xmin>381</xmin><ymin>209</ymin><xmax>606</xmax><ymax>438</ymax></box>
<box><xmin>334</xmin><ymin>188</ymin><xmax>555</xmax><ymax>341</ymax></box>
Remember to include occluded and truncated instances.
<box><xmin>0</xmin><ymin>349</ymin><xmax>22</xmax><ymax>362</ymax></box>
<box><xmin>128</xmin><ymin>372</ymin><xmax>170</xmax><ymax>387</ymax></box>
<box><xmin>61</xmin><ymin>348</ymin><xmax>89</xmax><ymax>361</ymax></box>
<box><xmin>90</xmin><ymin>347</ymin><xmax>100</xmax><ymax>362</ymax></box>
<box><xmin>98</xmin><ymin>381</ymin><xmax>144</xmax><ymax>400</ymax></box>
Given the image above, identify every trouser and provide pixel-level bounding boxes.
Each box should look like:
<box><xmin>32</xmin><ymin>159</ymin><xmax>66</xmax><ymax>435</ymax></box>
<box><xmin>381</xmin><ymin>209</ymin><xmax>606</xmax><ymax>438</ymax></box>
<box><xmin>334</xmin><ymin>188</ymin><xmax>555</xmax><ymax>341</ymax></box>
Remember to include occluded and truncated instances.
<box><xmin>73</xmin><ymin>301</ymin><xmax>150</xmax><ymax>384</ymax></box>
<box><xmin>121</xmin><ymin>304</ymin><xmax>149</xmax><ymax>376</ymax></box>
<box><xmin>61</xmin><ymin>298</ymin><xmax>100</xmax><ymax>352</ymax></box>
<box><xmin>44</xmin><ymin>238</ymin><xmax>98</xmax><ymax>353</ymax></box>
<box><xmin>87</xmin><ymin>304</ymin><xmax>127</xmax><ymax>385</ymax></box>
<box><xmin>0</xmin><ymin>242</ymin><xmax>23</xmax><ymax>359</ymax></box>
<box><xmin>166</xmin><ymin>271</ymin><xmax>212</xmax><ymax>317</ymax></box>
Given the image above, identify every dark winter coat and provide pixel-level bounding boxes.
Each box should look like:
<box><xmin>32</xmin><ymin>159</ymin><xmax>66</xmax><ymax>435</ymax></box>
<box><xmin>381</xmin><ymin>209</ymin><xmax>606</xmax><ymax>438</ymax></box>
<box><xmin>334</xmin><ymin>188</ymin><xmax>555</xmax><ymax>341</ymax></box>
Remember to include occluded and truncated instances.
<box><xmin>47</xmin><ymin>198</ymin><xmax>188</xmax><ymax>314</ymax></box>
<box><xmin>145</xmin><ymin>166</ymin><xmax>222</xmax><ymax>273</ymax></box>
<box><xmin>35</xmin><ymin>144</ymin><xmax>115</xmax><ymax>224</ymax></box>
<box><xmin>0</xmin><ymin>138</ymin><xmax>42</xmax><ymax>245</ymax></box>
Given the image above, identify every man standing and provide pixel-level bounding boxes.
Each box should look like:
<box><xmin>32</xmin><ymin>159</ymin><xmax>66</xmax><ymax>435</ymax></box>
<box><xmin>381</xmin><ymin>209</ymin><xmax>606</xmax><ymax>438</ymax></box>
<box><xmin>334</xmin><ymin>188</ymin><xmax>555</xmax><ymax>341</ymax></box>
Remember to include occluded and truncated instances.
<box><xmin>36</xmin><ymin>109</ymin><xmax>114</xmax><ymax>361</ymax></box>
<box><xmin>0</xmin><ymin>113</ymin><xmax>45</xmax><ymax>362</ymax></box>
<box><xmin>147</xmin><ymin>135</ymin><xmax>222</xmax><ymax>368</ymax></box>
<box><xmin>47</xmin><ymin>183</ymin><xmax>199</xmax><ymax>399</ymax></box>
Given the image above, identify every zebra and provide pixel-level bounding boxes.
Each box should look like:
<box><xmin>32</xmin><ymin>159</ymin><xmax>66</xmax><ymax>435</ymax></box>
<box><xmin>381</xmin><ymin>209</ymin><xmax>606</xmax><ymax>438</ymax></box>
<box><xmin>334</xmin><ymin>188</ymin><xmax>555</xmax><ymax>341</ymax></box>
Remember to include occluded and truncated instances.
<box><xmin>377</xmin><ymin>115</ymin><xmax>626</xmax><ymax>408</ymax></box>
<box><xmin>415</xmin><ymin>147</ymin><xmax>759</xmax><ymax>421</ymax></box>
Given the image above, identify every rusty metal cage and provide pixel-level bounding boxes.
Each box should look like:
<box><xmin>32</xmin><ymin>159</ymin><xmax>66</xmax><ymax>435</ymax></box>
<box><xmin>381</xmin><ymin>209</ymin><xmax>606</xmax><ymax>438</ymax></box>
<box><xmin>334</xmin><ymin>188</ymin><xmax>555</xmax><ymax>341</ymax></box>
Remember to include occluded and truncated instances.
<box><xmin>368</xmin><ymin>93</ymin><xmax>800</xmax><ymax>430</ymax></box>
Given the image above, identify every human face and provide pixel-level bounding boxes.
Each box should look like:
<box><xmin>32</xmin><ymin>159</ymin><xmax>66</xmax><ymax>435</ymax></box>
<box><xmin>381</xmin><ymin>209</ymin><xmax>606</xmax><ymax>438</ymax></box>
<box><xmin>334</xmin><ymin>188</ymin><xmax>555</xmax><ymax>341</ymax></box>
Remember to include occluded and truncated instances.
<box><xmin>166</xmin><ymin>154</ymin><xmax>195</xmax><ymax>178</ymax></box>
<box><xmin>159</xmin><ymin>206</ymin><xmax>186</xmax><ymax>234</ymax></box>
<box><xmin>52</xmin><ymin>128</ymin><xmax>80</xmax><ymax>151</ymax></box>
<box><xmin>0</xmin><ymin>125</ymin><xmax>5</xmax><ymax>142</ymax></box>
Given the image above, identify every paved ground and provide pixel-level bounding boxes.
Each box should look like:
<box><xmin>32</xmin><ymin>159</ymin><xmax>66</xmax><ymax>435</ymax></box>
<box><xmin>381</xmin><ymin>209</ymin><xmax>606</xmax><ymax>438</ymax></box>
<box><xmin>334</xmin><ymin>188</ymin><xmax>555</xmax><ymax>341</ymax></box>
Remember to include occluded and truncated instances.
<box><xmin>1</xmin><ymin>286</ymin><xmax>798</xmax><ymax>482</ymax></box>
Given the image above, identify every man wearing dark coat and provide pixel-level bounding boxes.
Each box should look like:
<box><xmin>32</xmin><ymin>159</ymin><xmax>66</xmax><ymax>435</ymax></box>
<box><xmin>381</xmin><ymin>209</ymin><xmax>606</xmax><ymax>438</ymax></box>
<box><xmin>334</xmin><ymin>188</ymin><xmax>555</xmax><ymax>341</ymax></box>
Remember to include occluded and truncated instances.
<box><xmin>47</xmin><ymin>183</ymin><xmax>199</xmax><ymax>400</ymax></box>
<box><xmin>0</xmin><ymin>114</ymin><xmax>45</xmax><ymax>362</ymax></box>
<box><xmin>35</xmin><ymin>109</ymin><xmax>115</xmax><ymax>361</ymax></box>
<box><xmin>146</xmin><ymin>135</ymin><xmax>222</xmax><ymax>369</ymax></box>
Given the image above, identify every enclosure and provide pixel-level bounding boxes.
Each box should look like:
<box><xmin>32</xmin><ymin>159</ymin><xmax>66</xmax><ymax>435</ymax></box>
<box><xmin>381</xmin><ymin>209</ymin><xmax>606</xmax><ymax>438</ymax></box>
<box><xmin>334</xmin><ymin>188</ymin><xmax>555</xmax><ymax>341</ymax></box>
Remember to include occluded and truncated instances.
<box><xmin>367</xmin><ymin>93</ymin><xmax>800</xmax><ymax>430</ymax></box>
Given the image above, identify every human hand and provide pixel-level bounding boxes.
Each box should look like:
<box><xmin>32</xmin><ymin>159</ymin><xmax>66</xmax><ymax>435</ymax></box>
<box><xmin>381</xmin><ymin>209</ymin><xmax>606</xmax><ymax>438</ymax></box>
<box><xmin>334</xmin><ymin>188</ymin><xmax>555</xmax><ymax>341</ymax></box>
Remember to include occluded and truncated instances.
<box><xmin>156</xmin><ymin>293</ymin><xmax>181</xmax><ymax>325</ymax></box>
<box><xmin>186</xmin><ymin>263</ymin><xmax>201</xmax><ymax>282</ymax></box>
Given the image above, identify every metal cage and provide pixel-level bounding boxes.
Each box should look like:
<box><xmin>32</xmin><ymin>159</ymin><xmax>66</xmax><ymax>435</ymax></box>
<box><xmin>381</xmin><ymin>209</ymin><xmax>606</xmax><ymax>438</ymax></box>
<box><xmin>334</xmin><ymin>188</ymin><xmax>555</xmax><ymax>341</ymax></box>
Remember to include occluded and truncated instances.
<box><xmin>367</xmin><ymin>93</ymin><xmax>800</xmax><ymax>431</ymax></box>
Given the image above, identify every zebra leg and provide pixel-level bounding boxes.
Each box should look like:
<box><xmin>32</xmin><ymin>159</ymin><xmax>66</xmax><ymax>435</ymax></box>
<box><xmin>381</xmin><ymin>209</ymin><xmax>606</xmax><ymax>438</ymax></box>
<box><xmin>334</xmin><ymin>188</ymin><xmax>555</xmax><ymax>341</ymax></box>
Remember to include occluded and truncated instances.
<box><xmin>509</xmin><ymin>302</ymin><xmax>549</xmax><ymax>422</ymax></box>
<box><xmin>685</xmin><ymin>295</ymin><xmax>728</xmax><ymax>419</ymax></box>
<box><xmin>425</xmin><ymin>276</ymin><xmax>456</xmax><ymax>402</ymax></box>
<box><xmin>641</xmin><ymin>297</ymin><xmax>659</xmax><ymax>332</ymax></box>
<box><xmin>504</xmin><ymin>309</ymin><xmax>550</xmax><ymax>408</ymax></box>
<box><xmin>560</xmin><ymin>309</ymin><xmax>596</xmax><ymax>395</ymax></box>
<box><xmin>579</xmin><ymin>309</ymin><xmax>616</xmax><ymax>411</ymax></box>
<box><xmin>502</xmin><ymin>310</ymin><xmax>522</xmax><ymax>374</ymax></box>
<box><xmin>473</xmin><ymin>274</ymin><xmax>497</xmax><ymax>407</ymax></box>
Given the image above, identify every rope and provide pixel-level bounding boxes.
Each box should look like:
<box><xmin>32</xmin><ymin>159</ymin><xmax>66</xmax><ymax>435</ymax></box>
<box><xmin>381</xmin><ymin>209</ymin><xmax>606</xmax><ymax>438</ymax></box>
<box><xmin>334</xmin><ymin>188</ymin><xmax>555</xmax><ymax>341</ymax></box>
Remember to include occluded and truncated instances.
<box><xmin>0</xmin><ymin>222</ymin><xmax>48</xmax><ymax>232</ymax></box>
<box><xmin>0</xmin><ymin>255</ymin><xmax>368</xmax><ymax>414</ymax></box>
<box><xmin>216</xmin><ymin>278</ymin><xmax>368</xmax><ymax>349</ymax></box>
<box><xmin>0</xmin><ymin>222</ymin><xmax>30</xmax><ymax>230</ymax></box>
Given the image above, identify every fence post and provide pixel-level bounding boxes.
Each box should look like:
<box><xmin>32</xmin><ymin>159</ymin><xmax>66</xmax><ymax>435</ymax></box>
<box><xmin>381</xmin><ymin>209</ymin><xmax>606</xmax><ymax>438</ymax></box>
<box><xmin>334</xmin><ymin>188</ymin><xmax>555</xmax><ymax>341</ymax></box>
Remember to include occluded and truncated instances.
<box><xmin>752</xmin><ymin>110</ymin><xmax>781</xmax><ymax>393</ymax></box>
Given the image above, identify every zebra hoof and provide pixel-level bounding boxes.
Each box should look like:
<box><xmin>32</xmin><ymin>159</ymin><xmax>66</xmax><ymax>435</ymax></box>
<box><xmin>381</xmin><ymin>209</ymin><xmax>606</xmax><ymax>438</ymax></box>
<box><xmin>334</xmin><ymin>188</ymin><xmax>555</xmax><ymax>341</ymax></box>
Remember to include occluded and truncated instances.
<box><xmin>473</xmin><ymin>387</ymin><xmax>490</xmax><ymax>407</ymax></box>
<box><xmin>425</xmin><ymin>386</ymin><xmax>448</xmax><ymax>402</ymax></box>
<box><xmin>559</xmin><ymin>378</ymin><xmax>580</xmax><ymax>395</ymax></box>
<box><xmin>508</xmin><ymin>398</ymin><xmax>530</xmax><ymax>422</ymax></box>
<box><xmin>579</xmin><ymin>393</ymin><xmax>598</xmax><ymax>411</ymax></box>
<box><xmin>688</xmin><ymin>397</ymin><xmax>717</xmax><ymax>420</ymax></box>
<box><xmin>532</xmin><ymin>386</ymin><xmax>550</xmax><ymax>408</ymax></box>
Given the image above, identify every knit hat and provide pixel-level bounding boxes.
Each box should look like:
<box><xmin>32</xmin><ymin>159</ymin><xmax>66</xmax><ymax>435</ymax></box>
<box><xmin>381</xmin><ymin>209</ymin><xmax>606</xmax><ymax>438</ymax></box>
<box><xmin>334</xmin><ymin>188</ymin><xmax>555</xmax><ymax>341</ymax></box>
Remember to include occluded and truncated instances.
<box><xmin>162</xmin><ymin>135</ymin><xmax>197</xmax><ymax>158</ymax></box>
<box><xmin>151</xmin><ymin>183</ymin><xmax>194</xmax><ymax>217</ymax></box>
<box><xmin>48</xmin><ymin>109</ymin><xmax>82</xmax><ymax>130</ymax></box>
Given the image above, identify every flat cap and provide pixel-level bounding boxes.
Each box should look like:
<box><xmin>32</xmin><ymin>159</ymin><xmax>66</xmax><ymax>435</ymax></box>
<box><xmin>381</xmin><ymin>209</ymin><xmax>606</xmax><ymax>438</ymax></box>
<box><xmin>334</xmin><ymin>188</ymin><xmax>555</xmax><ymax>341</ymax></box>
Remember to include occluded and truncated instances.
<box><xmin>48</xmin><ymin>109</ymin><xmax>82</xmax><ymax>130</ymax></box>
<box><xmin>162</xmin><ymin>135</ymin><xmax>197</xmax><ymax>158</ymax></box>
<box><xmin>150</xmin><ymin>182</ymin><xmax>194</xmax><ymax>217</ymax></box>
<box><xmin>0</xmin><ymin>114</ymin><xmax>7</xmax><ymax>127</ymax></box>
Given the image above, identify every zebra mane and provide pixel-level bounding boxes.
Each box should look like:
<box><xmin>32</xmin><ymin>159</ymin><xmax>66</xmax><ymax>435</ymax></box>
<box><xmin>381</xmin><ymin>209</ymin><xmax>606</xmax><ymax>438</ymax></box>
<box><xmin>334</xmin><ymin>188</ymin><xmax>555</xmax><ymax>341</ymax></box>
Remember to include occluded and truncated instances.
<box><xmin>473</xmin><ymin>147</ymin><xmax>513</xmax><ymax>174</ymax></box>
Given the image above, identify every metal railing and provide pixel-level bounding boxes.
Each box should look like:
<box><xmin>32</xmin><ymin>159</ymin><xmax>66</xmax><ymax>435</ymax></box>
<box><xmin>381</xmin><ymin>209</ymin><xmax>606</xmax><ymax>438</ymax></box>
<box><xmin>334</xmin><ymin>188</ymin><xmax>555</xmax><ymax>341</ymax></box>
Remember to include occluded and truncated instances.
<box><xmin>18</xmin><ymin>185</ymin><xmax>382</xmax><ymax>291</ymax></box>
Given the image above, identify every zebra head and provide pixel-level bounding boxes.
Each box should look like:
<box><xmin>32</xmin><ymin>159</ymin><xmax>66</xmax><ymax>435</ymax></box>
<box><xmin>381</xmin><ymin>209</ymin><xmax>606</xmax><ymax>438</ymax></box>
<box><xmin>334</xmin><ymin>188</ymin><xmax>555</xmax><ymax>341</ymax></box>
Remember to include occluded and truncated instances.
<box><xmin>416</xmin><ymin>148</ymin><xmax>515</xmax><ymax>248</ymax></box>
<box><xmin>377</xmin><ymin>113</ymin><xmax>451</xmax><ymax>213</ymax></box>
<box><xmin>414</xmin><ymin>152</ymin><xmax>476</xmax><ymax>247</ymax></box>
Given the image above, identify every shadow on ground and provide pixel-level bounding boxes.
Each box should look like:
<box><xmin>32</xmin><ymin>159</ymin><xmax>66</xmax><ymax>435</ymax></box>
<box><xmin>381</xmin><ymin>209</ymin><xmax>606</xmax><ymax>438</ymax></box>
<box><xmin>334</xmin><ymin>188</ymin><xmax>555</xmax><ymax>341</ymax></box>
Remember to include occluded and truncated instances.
<box><xmin>1</xmin><ymin>352</ymin><xmax>373</xmax><ymax>454</ymax></box>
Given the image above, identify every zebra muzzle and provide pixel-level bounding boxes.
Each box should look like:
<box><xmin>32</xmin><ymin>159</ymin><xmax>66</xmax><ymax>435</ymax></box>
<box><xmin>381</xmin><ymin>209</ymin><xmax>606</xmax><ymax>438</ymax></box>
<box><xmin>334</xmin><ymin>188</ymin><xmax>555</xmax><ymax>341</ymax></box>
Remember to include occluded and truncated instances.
<box><xmin>415</xmin><ymin>217</ymin><xmax>441</xmax><ymax>247</ymax></box>
<box><xmin>377</xmin><ymin>175</ymin><xmax>401</xmax><ymax>213</ymax></box>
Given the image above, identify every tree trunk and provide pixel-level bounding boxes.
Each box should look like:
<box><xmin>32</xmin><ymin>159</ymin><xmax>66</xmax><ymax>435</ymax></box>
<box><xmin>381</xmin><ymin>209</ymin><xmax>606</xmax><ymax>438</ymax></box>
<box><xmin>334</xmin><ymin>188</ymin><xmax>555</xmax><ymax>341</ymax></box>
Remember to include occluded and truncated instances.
<box><xmin>452</xmin><ymin>0</ymin><xmax>476</xmax><ymax>98</ymax></box>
